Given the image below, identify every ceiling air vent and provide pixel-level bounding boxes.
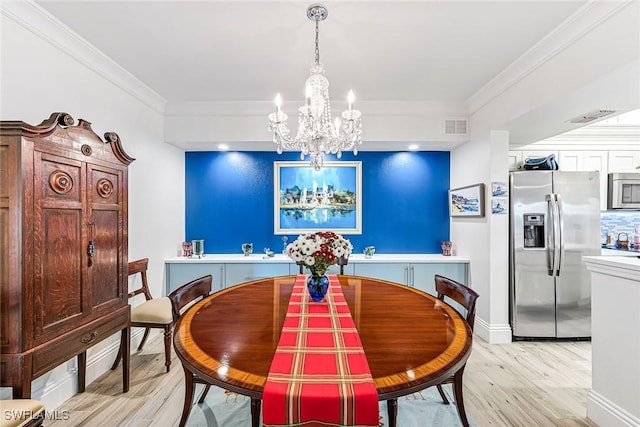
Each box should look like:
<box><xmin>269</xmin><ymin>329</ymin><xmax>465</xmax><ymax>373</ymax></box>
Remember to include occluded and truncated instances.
<box><xmin>445</xmin><ymin>119</ymin><xmax>468</xmax><ymax>135</ymax></box>
<box><xmin>566</xmin><ymin>109</ymin><xmax>618</xmax><ymax>124</ymax></box>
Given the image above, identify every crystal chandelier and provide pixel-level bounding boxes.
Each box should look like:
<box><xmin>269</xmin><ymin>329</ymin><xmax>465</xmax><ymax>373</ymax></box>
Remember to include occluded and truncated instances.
<box><xmin>268</xmin><ymin>4</ymin><xmax>362</xmax><ymax>171</ymax></box>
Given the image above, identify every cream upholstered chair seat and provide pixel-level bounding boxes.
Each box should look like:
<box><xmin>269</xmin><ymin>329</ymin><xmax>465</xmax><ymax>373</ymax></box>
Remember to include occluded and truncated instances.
<box><xmin>0</xmin><ymin>399</ymin><xmax>45</xmax><ymax>427</ymax></box>
<box><xmin>131</xmin><ymin>297</ymin><xmax>173</xmax><ymax>324</ymax></box>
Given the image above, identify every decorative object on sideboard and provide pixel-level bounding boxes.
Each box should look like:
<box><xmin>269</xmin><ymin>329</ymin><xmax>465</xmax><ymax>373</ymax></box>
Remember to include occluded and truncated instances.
<box><xmin>449</xmin><ymin>183</ymin><xmax>485</xmax><ymax>218</ymax></box>
<box><xmin>263</xmin><ymin>248</ymin><xmax>275</xmax><ymax>259</ymax></box>
<box><xmin>192</xmin><ymin>239</ymin><xmax>205</xmax><ymax>258</ymax></box>
<box><xmin>182</xmin><ymin>241</ymin><xmax>193</xmax><ymax>257</ymax></box>
<box><xmin>268</xmin><ymin>4</ymin><xmax>362</xmax><ymax>171</ymax></box>
<box><xmin>441</xmin><ymin>241</ymin><xmax>453</xmax><ymax>256</ymax></box>
<box><xmin>363</xmin><ymin>246</ymin><xmax>376</xmax><ymax>258</ymax></box>
<box><xmin>281</xmin><ymin>236</ymin><xmax>289</xmax><ymax>254</ymax></box>
<box><xmin>241</xmin><ymin>243</ymin><xmax>253</xmax><ymax>256</ymax></box>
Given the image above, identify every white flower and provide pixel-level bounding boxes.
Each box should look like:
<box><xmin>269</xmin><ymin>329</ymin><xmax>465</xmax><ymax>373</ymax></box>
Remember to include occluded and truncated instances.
<box><xmin>285</xmin><ymin>231</ymin><xmax>353</xmax><ymax>275</ymax></box>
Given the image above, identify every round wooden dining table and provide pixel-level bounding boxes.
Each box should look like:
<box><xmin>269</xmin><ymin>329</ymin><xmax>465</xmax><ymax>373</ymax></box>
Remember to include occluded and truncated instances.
<box><xmin>173</xmin><ymin>275</ymin><xmax>473</xmax><ymax>427</ymax></box>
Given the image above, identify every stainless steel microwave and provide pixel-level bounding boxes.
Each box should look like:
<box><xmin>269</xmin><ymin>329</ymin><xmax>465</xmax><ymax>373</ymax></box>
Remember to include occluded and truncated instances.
<box><xmin>608</xmin><ymin>173</ymin><xmax>640</xmax><ymax>209</ymax></box>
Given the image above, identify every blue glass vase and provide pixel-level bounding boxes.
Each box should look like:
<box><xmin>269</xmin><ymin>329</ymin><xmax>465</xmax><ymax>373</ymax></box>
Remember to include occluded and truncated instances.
<box><xmin>306</xmin><ymin>274</ymin><xmax>330</xmax><ymax>302</ymax></box>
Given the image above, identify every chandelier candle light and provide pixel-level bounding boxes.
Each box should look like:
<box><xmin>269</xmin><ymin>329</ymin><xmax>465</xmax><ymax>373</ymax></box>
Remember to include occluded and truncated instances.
<box><xmin>268</xmin><ymin>4</ymin><xmax>362</xmax><ymax>171</ymax></box>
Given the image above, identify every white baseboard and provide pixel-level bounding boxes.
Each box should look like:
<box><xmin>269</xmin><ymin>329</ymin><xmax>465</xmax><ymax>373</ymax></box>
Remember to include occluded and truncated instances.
<box><xmin>587</xmin><ymin>389</ymin><xmax>640</xmax><ymax>426</ymax></box>
<box><xmin>1</xmin><ymin>329</ymin><xmax>147</xmax><ymax>411</ymax></box>
<box><xmin>474</xmin><ymin>317</ymin><xmax>512</xmax><ymax>344</ymax></box>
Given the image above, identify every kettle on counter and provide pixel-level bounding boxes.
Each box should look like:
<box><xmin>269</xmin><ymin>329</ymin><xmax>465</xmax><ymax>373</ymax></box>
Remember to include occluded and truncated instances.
<box><xmin>616</xmin><ymin>232</ymin><xmax>629</xmax><ymax>250</ymax></box>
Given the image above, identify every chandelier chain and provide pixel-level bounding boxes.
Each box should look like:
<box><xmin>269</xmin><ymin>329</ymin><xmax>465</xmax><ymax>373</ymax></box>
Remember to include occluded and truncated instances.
<box><xmin>314</xmin><ymin>15</ymin><xmax>320</xmax><ymax>65</ymax></box>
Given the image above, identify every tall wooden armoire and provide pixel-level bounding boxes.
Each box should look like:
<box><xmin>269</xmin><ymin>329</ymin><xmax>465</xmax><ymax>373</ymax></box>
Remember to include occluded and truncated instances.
<box><xmin>0</xmin><ymin>112</ymin><xmax>133</xmax><ymax>398</ymax></box>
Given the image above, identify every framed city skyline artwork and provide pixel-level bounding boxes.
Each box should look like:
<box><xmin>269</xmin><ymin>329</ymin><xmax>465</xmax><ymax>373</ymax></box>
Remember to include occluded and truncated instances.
<box><xmin>274</xmin><ymin>161</ymin><xmax>362</xmax><ymax>234</ymax></box>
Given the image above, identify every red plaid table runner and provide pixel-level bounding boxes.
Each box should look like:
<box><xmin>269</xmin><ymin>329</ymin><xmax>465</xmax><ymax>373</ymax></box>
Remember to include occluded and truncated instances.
<box><xmin>262</xmin><ymin>274</ymin><xmax>379</xmax><ymax>427</ymax></box>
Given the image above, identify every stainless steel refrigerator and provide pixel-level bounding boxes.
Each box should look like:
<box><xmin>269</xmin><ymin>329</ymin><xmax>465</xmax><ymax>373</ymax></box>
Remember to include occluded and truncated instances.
<box><xmin>509</xmin><ymin>171</ymin><xmax>600</xmax><ymax>339</ymax></box>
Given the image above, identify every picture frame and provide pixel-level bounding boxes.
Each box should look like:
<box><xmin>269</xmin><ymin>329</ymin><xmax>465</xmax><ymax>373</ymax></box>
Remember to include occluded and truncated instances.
<box><xmin>491</xmin><ymin>181</ymin><xmax>508</xmax><ymax>197</ymax></box>
<box><xmin>491</xmin><ymin>198</ymin><xmax>508</xmax><ymax>215</ymax></box>
<box><xmin>490</xmin><ymin>181</ymin><xmax>508</xmax><ymax>214</ymax></box>
<box><xmin>449</xmin><ymin>183</ymin><xmax>485</xmax><ymax>217</ymax></box>
<box><xmin>274</xmin><ymin>161</ymin><xmax>362</xmax><ymax>234</ymax></box>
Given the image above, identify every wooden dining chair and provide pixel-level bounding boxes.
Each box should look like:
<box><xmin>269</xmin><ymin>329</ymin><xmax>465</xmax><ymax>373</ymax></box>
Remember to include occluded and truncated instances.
<box><xmin>169</xmin><ymin>275</ymin><xmax>213</xmax><ymax>427</ymax></box>
<box><xmin>386</xmin><ymin>274</ymin><xmax>479</xmax><ymax>427</ymax></box>
<box><xmin>111</xmin><ymin>258</ymin><xmax>174</xmax><ymax>373</ymax></box>
<box><xmin>297</xmin><ymin>256</ymin><xmax>349</xmax><ymax>274</ymax></box>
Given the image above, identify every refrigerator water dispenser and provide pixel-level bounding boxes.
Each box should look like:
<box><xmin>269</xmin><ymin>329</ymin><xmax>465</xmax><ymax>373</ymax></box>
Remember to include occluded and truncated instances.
<box><xmin>523</xmin><ymin>214</ymin><xmax>545</xmax><ymax>248</ymax></box>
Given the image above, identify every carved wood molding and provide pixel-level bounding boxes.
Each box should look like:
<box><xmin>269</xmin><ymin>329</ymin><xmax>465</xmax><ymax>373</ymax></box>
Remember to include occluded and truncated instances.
<box><xmin>0</xmin><ymin>112</ymin><xmax>135</xmax><ymax>166</ymax></box>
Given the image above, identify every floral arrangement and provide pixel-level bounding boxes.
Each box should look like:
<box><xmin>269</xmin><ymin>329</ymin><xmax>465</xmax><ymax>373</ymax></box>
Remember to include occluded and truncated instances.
<box><xmin>286</xmin><ymin>231</ymin><xmax>353</xmax><ymax>276</ymax></box>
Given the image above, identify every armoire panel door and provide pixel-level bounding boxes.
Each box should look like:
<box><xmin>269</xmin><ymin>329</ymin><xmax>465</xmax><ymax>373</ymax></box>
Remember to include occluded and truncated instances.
<box><xmin>32</xmin><ymin>152</ymin><xmax>87</xmax><ymax>346</ymax></box>
<box><xmin>88</xmin><ymin>165</ymin><xmax>124</xmax><ymax>311</ymax></box>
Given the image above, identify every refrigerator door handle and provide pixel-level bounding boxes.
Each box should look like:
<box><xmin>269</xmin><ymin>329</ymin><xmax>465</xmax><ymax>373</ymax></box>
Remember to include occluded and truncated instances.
<box><xmin>555</xmin><ymin>194</ymin><xmax>564</xmax><ymax>276</ymax></box>
<box><xmin>545</xmin><ymin>194</ymin><xmax>556</xmax><ymax>276</ymax></box>
<box><xmin>551</xmin><ymin>194</ymin><xmax>561</xmax><ymax>276</ymax></box>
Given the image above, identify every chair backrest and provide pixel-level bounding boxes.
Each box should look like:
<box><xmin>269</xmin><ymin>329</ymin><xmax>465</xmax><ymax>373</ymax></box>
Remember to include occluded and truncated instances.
<box><xmin>167</xmin><ymin>275</ymin><xmax>213</xmax><ymax>322</ymax></box>
<box><xmin>298</xmin><ymin>256</ymin><xmax>349</xmax><ymax>275</ymax></box>
<box><xmin>434</xmin><ymin>274</ymin><xmax>479</xmax><ymax>330</ymax></box>
<box><xmin>127</xmin><ymin>258</ymin><xmax>153</xmax><ymax>300</ymax></box>
<box><xmin>338</xmin><ymin>256</ymin><xmax>349</xmax><ymax>275</ymax></box>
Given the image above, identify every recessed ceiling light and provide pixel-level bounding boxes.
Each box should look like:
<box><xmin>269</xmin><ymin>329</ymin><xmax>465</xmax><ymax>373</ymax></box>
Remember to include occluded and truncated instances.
<box><xmin>408</xmin><ymin>144</ymin><xmax>419</xmax><ymax>151</ymax></box>
<box><xmin>218</xmin><ymin>144</ymin><xmax>229</xmax><ymax>151</ymax></box>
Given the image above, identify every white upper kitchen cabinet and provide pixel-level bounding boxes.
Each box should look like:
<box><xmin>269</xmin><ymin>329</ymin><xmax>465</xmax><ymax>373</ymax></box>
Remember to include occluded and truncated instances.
<box><xmin>558</xmin><ymin>151</ymin><xmax>608</xmax><ymax>210</ymax></box>
<box><xmin>508</xmin><ymin>151</ymin><xmax>523</xmax><ymax>171</ymax></box>
<box><xmin>608</xmin><ymin>151</ymin><xmax>640</xmax><ymax>173</ymax></box>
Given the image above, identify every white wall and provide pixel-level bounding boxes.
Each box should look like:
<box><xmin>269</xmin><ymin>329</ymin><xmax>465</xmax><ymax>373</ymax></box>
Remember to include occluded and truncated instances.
<box><xmin>1</xmin><ymin>2</ymin><xmax>184</xmax><ymax>409</ymax></box>
<box><xmin>452</xmin><ymin>1</ymin><xmax>640</xmax><ymax>343</ymax></box>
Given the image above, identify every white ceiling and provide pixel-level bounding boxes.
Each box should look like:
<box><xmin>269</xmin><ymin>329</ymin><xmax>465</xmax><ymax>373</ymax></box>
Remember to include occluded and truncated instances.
<box><xmin>36</xmin><ymin>0</ymin><xmax>586</xmax><ymax>103</ymax></box>
<box><xmin>33</xmin><ymin>0</ymin><xmax>639</xmax><ymax>150</ymax></box>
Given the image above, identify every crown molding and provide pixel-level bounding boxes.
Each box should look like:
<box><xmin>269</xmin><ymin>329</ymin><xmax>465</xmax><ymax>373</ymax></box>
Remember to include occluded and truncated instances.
<box><xmin>1</xmin><ymin>0</ymin><xmax>166</xmax><ymax>114</ymax></box>
<box><xmin>164</xmin><ymin>100</ymin><xmax>468</xmax><ymax>117</ymax></box>
<box><xmin>466</xmin><ymin>0</ymin><xmax>634</xmax><ymax>114</ymax></box>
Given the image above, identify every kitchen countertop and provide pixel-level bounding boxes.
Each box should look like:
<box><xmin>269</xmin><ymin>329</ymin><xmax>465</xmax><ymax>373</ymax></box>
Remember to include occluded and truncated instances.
<box><xmin>584</xmin><ymin>255</ymin><xmax>640</xmax><ymax>281</ymax></box>
<box><xmin>165</xmin><ymin>253</ymin><xmax>470</xmax><ymax>263</ymax></box>
<box><xmin>601</xmin><ymin>247</ymin><xmax>640</xmax><ymax>257</ymax></box>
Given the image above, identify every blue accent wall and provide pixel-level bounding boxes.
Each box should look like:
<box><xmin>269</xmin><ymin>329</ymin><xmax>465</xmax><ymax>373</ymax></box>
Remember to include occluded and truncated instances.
<box><xmin>185</xmin><ymin>151</ymin><xmax>450</xmax><ymax>254</ymax></box>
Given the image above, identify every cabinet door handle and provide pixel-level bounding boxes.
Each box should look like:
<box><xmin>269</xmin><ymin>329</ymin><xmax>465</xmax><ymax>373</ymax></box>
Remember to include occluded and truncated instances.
<box><xmin>81</xmin><ymin>332</ymin><xmax>97</xmax><ymax>344</ymax></box>
<box><xmin>87</xmin><ymin>241</ymin><xmax>95</xmax><ymax>267</ymax></box>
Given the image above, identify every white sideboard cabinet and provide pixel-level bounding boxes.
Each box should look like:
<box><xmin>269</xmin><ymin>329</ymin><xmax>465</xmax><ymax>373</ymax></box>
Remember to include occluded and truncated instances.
<box><xmin>164</xmin><ymin>254</ymin><xmax>469</xmax><ymax>296</ymax></box>
<box><xmin>165</xmin><ymin>262</ymin><xmax>226</xmax><ymax>294</ymax></box>
<box><xmin>225</xmin><ymin>263</ymin><xmax>292</xmax><ymax>287</ymax></box>
<box><xmin>353</xmin><ymin>261</ymin><xmax>468</xmax><ymax>295</ymax></box>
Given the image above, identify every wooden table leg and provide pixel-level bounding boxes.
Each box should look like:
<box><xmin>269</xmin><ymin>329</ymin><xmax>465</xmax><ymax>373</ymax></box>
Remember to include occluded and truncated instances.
<box><xmin>387</xmin><ymin>398</ymin><xmax>398</xmax><ymax>427</ymax></box>
<box><xmin>122</xmin><ymin>326</ymin><xmax>130</xmax><ymax>393</ymax></box>
<box><xmin>178</xmin><ymin>366</ymin><xmax>194</xmax><ymax>427</ymax></box>
<box><xmin>251</xmin><ymin>398</ymin><xmax>261</xmax><ymax>427</ymax></box>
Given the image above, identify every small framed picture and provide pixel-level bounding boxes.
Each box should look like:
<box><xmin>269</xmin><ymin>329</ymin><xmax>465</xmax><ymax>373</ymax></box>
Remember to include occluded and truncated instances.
<box><xmin>491</xmin><ymin>198</ymin><xmax>508</xmax><ymax>214</ymax></box>
<box><xmin>449</xmin><ymin>183</ymin><xmax>485</xmax><ymax>217</ymax></box>
<box><xmin>491</xmin><ymin>182</ymin><xmax>508</xmax><ymax>197</ymax></box>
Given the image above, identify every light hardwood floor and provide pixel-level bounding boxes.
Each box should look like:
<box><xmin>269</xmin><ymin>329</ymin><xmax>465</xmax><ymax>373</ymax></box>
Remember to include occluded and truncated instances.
<box><xmin>48</xmin><ymin>332</ymin><xmax>593</xmax><ymax>426</ymax></box>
